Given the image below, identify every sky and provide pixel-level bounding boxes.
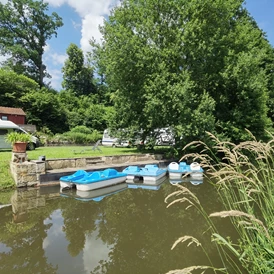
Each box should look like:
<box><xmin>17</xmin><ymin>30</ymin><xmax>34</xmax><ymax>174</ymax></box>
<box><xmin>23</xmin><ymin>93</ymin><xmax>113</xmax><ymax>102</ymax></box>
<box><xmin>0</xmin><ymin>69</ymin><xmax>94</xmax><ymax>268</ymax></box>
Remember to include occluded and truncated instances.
<box><xmin>0</xmin><ymin>0</ymin><xmax>273</xmax><ymax>90</ymax></box>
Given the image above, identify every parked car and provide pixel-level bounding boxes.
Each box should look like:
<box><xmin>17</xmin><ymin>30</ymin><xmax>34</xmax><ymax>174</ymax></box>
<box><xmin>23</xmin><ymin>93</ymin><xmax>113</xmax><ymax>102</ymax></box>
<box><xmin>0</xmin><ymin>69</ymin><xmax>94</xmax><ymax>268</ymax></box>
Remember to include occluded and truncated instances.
<box><xmin>0</xmin><ymin>119</ymin><xmax>39</xmax><ymax>150</ymax></box>
<box><xmin>102</xmin><ymin>129</ymin><xmax>131</xmax><ymax>147</ymax></box>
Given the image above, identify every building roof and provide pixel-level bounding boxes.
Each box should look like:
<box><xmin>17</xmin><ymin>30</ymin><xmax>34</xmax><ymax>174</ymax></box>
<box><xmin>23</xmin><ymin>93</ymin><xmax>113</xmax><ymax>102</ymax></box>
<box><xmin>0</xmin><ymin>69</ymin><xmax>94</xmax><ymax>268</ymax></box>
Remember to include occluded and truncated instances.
<box><xmin>0</xmin><ymin>107</ymin><xmax>26</xmax><ymax>116</ymax></box>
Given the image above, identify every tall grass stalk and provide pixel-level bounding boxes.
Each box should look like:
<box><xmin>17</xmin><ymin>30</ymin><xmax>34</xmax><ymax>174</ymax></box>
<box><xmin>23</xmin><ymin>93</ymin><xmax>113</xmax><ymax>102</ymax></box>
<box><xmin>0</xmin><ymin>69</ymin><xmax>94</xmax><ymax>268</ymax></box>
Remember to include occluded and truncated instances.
<box><xmin>165</xmin><ymin>183</ymin><xmax>243</xmax><ymax>274</ymax></box>
<box><xmin>169</xmin><ymin>131</ymin><xmax>274</xmax><ymax>273</ymax></box>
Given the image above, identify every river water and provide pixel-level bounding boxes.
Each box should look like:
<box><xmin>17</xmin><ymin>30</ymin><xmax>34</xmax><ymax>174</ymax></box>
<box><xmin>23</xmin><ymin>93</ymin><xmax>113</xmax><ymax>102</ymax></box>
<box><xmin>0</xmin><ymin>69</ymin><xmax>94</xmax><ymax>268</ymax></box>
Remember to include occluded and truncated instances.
<box><xmin>0</xmin><ymin>177</ymin><xmax>242</xmax><ymax>274</ymax></box>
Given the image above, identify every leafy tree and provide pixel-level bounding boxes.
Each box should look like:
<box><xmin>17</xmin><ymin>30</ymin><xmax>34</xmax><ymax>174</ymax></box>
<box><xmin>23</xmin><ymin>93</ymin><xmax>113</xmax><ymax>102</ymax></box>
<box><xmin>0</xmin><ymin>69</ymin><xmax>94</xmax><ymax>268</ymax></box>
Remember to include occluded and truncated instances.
<box><xmin>264</xmin><ymin>47</ymin><xmax>274</xmax><ymax>127</ymax></box>
<box><xmin>87</xmin><ymin>42</ymin><xmax>113</xmax><ymax>105</ymax></box>
<box><xmin>0</xmin><ymin>68</ymin><xmax>39</xmax><ymax>107</ymax></box>
<box><xmin>62</xmin><ymin>43</ymin><xmax>96</xmax><ymax>96</ymax></box>
<box><xmin>21</xmin><ymin>88</ymin><xmax>69</xmax><ymax>133</ymax></box>
<box><xmin>92</xmin><ymin>0</ymin><xmax>273</xmax><ymax>144</ymax></box>
<box><xmin>58</xmin><ymin>89</ymin><xmax>114</xmax><ymax>131</ymax></box>
<box><xmin>61</xmin><ymin>109</ymin><xmax>83</xmax><ymax>130</ymax></box>
<box><xmin>83</xmin><ymin>104</ymin><xmax>113</xmax><ymax>131</ymax></box>
<box><xmin>0</xmin><ymin>0</ymin><xmax>63</xmax><ymax>87</ymax></box>
<box><xmin>58</xmin><ymin>89</ymin><xmax>80</xmax><ymax>111</ymax></box>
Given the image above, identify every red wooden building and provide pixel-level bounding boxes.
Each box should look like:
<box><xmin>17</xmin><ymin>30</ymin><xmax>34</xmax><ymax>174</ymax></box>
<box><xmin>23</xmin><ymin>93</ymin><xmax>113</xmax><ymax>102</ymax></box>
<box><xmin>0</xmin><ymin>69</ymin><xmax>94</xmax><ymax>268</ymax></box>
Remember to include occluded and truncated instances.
<box><xmin>0</xmin><ymin>107</ymin><xmax>26</xmax><ymax>124</ymax></box>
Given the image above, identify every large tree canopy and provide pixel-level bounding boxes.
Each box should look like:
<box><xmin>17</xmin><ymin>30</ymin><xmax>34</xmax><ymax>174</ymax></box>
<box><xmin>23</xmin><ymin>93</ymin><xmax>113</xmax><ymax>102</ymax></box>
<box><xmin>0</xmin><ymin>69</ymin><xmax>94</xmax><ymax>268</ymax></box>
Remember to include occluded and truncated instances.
<box><xmin>0</xmin><ymin>0</ymin><xmax>63</xmax><ymax>87</ymax></box>
<box><xmin>62</xmin><ymin>43</ymin><xmax>96</xmax><ymax>96</ymax></box>
<box><xmin>92</xmin><ymin>0</ymin><xmax>273</xmax><ymax>144</ymax></box>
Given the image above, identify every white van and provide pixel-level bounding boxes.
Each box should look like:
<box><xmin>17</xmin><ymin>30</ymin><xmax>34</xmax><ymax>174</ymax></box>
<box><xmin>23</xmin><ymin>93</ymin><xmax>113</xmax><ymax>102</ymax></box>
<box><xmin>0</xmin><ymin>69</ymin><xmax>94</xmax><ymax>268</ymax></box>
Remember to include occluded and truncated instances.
<box><xmin>154</xmin><ymin>127</ymin><xmax>175</xmax><ymax>146</ymax></box>
<box><xmin>102</xmin><ymin>129</ymin><xmax>130</xmax><ymax>147</ymax></box>
<box><xmin>0</xmin><ymin>119</ymin><xmax>39</xmax><ymax>150</ymax></box>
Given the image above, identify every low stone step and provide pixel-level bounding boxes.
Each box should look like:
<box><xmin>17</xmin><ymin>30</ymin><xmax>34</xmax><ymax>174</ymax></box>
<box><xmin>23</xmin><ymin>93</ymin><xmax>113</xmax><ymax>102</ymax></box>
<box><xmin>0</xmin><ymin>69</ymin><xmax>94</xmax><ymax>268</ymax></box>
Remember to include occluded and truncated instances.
<box><xmin>86</xmin><ymin>157</ymin><xmax>104</xmax><ymax>165</ymax></box>
<box><xmin>86</xmin><ymin>160</ymin><xmax>105</xmax><ymax>165</ymax></box>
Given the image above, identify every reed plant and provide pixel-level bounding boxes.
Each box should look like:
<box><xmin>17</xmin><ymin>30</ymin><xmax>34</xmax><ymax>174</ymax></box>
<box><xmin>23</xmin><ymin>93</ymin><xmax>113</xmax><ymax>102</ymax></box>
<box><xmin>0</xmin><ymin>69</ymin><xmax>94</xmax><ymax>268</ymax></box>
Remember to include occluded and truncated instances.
<box><xmin>166</xmin><ymin>131</ymin><xmax>274</xmax><ymax>273</ymax></box>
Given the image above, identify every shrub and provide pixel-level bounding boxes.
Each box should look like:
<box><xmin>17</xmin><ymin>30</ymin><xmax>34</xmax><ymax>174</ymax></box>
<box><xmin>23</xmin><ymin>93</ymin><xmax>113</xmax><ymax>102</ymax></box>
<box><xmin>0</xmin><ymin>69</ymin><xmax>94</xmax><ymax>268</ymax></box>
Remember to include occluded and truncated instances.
<box><xmin>60</xmin><ymin>129</ymin><xmax>102</xmax><ymax>145</ymax></box>
<box><xmin>70</xmin><ymin>126</ymin><xmax>93</xmax><ymax>135</ymax></box>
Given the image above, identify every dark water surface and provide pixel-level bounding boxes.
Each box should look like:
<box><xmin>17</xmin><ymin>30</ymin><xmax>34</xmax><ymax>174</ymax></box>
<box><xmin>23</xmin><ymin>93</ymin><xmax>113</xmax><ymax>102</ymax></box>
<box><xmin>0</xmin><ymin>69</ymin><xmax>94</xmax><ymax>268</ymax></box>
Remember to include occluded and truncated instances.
<box><xmin>0</xmin><ymin>177</ymin><xmax>241</xmax><ymax>274</ymax></box>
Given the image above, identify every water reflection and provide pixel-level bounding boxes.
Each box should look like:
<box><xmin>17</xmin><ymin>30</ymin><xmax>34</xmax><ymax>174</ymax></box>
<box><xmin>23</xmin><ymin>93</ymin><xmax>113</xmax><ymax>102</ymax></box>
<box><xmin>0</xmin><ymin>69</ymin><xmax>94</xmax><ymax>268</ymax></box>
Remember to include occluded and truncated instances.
<box><xmin>169</xmin><ymin>177</ymin><xmax>204</xmax><ymax>186</ymax></box>
<box><xmin>0</xmin><ymin>187</ymin><xmax>59</xmax><ymax>274</ymax></box>
<box><xmin>127</xmin><ymin>175</ymin><xmax>167</xmax><ymax>190</ymax></box>
<box><xmin>0</xmin><ymin>179</ymin><xmax>243</xmax><ymax>274</ymax></box>
<box><xmin>60</xmin><ymin>183</ymin><xmax>128</xmax><ymax>202</ymax></box>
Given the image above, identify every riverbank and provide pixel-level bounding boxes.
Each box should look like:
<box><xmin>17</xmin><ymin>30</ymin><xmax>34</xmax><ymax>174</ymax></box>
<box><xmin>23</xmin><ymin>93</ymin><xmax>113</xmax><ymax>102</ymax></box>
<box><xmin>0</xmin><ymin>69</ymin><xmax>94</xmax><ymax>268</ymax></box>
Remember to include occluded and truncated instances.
<box><xmin>0</xmin><ymin>145</ymin><xmax>175</xmax><ymax>189</ymax></box>
<box><xmin>11</xmin><ymin>153</ymin><xmax>168</xmax><ymax>187</ymax></box>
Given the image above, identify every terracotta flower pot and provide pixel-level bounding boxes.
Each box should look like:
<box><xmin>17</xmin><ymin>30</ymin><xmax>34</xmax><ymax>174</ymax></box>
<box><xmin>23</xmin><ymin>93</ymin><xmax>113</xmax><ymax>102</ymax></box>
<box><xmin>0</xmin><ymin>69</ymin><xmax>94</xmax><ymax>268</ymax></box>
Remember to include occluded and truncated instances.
<box><xmin>12</xmin><ymin>142</ymin><xmax>27</xmax><ymax>153</ymax></box>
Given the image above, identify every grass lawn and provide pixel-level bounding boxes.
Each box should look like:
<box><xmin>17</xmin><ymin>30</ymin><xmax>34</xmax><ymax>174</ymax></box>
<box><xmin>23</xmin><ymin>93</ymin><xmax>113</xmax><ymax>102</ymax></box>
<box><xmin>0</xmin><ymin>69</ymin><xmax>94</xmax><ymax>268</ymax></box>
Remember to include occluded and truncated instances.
<box><xmin>0</xmin><ymin>145</ymin><xmax>173</xmax><ymax>190</ymax></box>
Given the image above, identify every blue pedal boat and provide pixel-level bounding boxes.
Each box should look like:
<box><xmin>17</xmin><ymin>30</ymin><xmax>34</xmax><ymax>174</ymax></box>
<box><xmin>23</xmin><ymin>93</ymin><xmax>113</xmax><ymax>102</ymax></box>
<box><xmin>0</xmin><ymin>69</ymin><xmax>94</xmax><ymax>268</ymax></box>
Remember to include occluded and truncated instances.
<box><xmin>168</xmin><ymin>162</ymin><xmax>191</xmax><ymax>180</ymax></box>
<box><xmin>60</xmin><ymin>170</ymin><xmax>90</xmax><ymax>189</ymax></box>
<box><xmin>122</xmin><ymin>164</ymin><xmax>167</xmax><ymax>184</ymax></box>
<box><xmin>122</xmin><ymin>165</ymin><xmax>142</xmax><ymax>180</ymax></box>
<box><xmin>73</xmin><ymin>168</ymin><xmax>127</xmax><ymax>192</ymax></box>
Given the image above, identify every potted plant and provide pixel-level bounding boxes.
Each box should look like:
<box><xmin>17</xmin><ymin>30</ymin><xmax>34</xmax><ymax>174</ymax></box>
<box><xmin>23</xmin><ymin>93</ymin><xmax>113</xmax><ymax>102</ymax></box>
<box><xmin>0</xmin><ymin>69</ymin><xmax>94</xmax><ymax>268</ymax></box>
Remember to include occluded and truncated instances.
<box><xmin>5</xmin><ymin>131</ymin><xmax>32</xmax><ymax>153</ymax></box>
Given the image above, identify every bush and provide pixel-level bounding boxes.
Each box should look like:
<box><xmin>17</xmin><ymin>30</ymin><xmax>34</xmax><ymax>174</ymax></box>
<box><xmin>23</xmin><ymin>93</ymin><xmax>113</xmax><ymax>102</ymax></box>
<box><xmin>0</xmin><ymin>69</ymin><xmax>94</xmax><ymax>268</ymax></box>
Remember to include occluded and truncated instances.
<box><xmin>60</xmin><ymin>129</ymin><xmax>102</xmax><ymax>145</ymax></box>
<box><xmin>70</xmin><ymin>126</ymin><xmax>93</xmax><ymax>135</ymax></box>
<box><xmin>39</xmin><ymin>128</ymin><xmax>102</xmax><ymax>145</ymax></box>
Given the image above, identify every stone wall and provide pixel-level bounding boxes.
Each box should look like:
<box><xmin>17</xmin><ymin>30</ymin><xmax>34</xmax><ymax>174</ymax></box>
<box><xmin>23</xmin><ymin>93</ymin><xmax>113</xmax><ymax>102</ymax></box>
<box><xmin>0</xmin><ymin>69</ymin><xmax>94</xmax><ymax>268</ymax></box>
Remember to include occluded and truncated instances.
<box><xmin>45</xmin><ymin>154</ymin><xmax>162</xmax><ymax>170</ymax></box>
<box><xmin>10</xmin><ymin>160</ymin><xmax>46</xmax><ymax>187</ymax></box>
<box><xmin>10</xmin><ymin>153</ymin><xmax>164</xmax><ymax>188</ymax></box>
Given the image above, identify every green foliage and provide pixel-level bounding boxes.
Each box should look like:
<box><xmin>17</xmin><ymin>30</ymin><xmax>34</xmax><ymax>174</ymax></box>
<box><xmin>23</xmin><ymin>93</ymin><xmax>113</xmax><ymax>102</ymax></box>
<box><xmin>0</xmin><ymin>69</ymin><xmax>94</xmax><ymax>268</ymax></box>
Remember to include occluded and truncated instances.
<box><xmin>61</xmin><ymin>131</ymin><xmax>101</xmax><ymax>145</ymax></box>
<box><xmin>20</xmin><ymin>88</ymin><xmax>69</xmax><ymax>133</ymax></box>
<box><xmin>0</xmin><ymin>70</ymin><xmax>70</xmax><ymax>135</ymax></box>
<box><xmin>83</xmin><ymin>104</ymin><xmax>110</xmax><ymax>130</ymax></box>
<box><xmin>265</xmin><ymin>48</ymin><xmax>274</xmax><ymax>123</ymax></box>
<box><xmin>56</xmin><ymin>126</ymin><xmax>102</xmax><ymax>144</ymax></box>
<box><xmin>62</xmin><ymin>43</ymin><xmax>96</xmax><ymax>95</ymax></box>
<box><xmin>0</xmin><ymin>0</ymin><xmax>63</xmax><ymax>87</ymax></box>
<box><xmin>0</xmin><ymin>69</ymin><xmax>39</xmax><ymax>107</ymax></box>
<box><xmin>58</xmin><ymin>89</ymin><xmax>79</xmax><ymax>111</ymax></box>
<box><xmin>5</xmin><ymin>131</ymin><xmax>32</xmax><ymax>144</ymax></box>
<box><xmin>91</xmin><ymin>0</ymin><xmax>273</xmax><ymax>144</ymax></box>
<box><xmin>218</xmin><ymin>48</ymin><xmax>272</xmax><ymax>142</ymax></box>
<box><xmin>58</xmin><ymin>90</ymin><xmax>114</xmax><ymax>131</ymax></box>
<box><xmin>57</xmin><ymin>128</ymin><xmax>102</xmax><ymax>145</ymax></box>
<box><xmin>70</xmin><ymin>126</ymin><xmax>93</xmax><ymax>134</ymax></box>
<box><xmin>34</xmin><ymin>127</ymin><xmax>53</xmax><ymax>145</ymax></box>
